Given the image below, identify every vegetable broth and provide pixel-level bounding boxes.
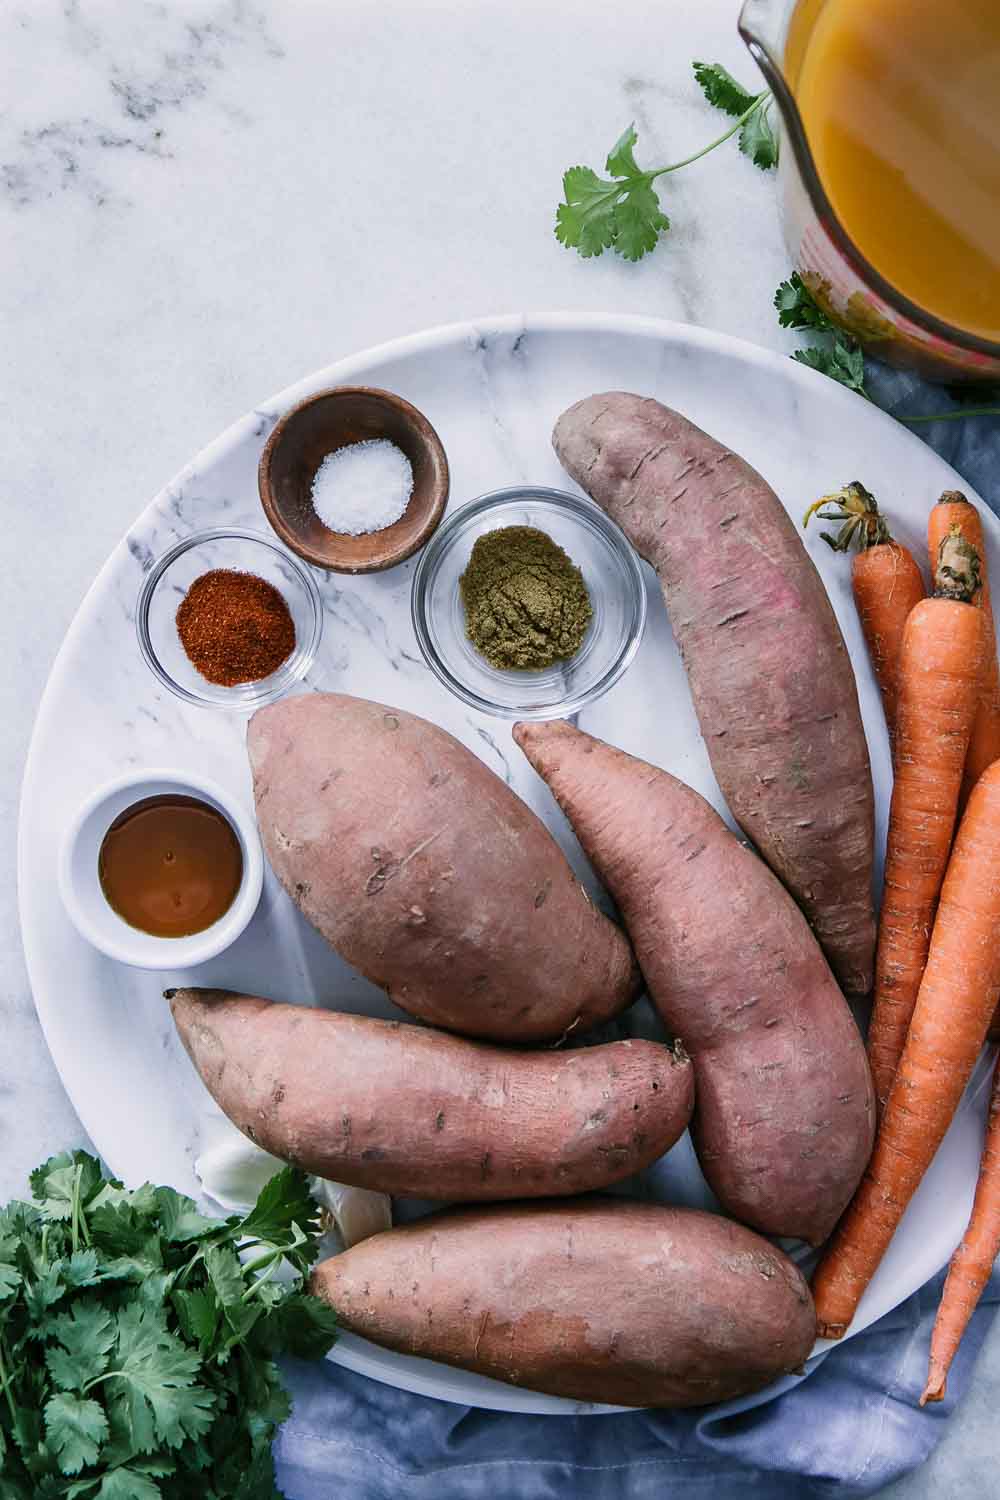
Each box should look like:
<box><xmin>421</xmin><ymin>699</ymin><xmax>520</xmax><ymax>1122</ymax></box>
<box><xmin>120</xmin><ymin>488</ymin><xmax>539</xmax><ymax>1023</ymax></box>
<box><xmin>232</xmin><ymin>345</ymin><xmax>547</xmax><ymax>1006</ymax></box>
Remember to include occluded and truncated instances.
<box><xmin>793</xmin><ymin>0</ymin><xmax>1000</xmax><ymax>341</ymax></box>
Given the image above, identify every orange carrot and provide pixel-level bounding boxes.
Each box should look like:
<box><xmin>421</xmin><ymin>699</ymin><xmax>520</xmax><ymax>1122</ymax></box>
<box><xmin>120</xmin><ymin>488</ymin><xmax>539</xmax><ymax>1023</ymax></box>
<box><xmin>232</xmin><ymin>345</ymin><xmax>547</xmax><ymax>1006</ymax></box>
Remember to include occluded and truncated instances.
<box><xmin>929</xmin><ymin>491</ymin><xmax>1000</xmax><ymax>808</ymax></box>
<box><xmin>805</xmin><ymin>482</ymin><xmax>925</xmax><ymax>753</ymax></box>
<box><xmin>922</xmin><ymin>1052</ymin><xmax>1000</xmax><ymax>1404</ymax></box>
<box><xmin>812</xmin><ymin>758</ymin><xmax>1000</xmax><ymax>1340</ymax></box>
<box><xmin>865</xmin><ymin>529</ymin><xmax>988</xmax><ymax>1115</ymax></box>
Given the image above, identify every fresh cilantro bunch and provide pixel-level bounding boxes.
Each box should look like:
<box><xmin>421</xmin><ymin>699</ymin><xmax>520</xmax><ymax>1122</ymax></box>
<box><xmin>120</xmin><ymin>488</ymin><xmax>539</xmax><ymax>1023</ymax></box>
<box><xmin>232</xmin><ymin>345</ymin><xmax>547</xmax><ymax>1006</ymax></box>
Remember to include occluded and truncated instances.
<box><xmin>0</xmin><ymin>1151</ymin><xmax>338</xmax><ymax>1500</ymax></box>
<box><xmin>556</xmin><ymin>61</ymin><xmax>776</xmax><ymax>262</ymax></box>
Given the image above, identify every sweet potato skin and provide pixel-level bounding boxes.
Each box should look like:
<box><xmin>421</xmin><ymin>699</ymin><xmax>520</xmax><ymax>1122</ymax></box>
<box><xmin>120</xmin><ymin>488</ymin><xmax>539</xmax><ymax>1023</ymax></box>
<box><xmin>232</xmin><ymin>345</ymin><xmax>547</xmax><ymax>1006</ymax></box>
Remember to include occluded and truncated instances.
<box><xmin>553</xmin><ymin>392</ymin><xmax>875</xmax><ymax>995</ymax></box>
<box><xmin>247</xmin><ymin>693</ymin><xmax>637</xmax><ymax>1042</ymax></box>
<box><xmin>168</xmin><ymin>988</ymin><xmax>693</xmax><ymax>1200</ymax></box>
<box><xmin>312</xmin><ymin>1199</ymin><xmax>816</xmax><ymax>1407</ymax></box>
<box><xmin>514</xmin><ymin>720</ymin><xmax>874</xmax><ymax>1246</ymax></box>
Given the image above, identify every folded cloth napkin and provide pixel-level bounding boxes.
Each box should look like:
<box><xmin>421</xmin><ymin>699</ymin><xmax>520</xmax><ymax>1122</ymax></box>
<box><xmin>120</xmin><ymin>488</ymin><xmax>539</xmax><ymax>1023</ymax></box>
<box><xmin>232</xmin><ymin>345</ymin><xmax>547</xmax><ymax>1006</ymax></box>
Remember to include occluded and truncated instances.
<box><xmin>274</xmin><ymin>369</ymin><xmax>999</xmax><ymax>1500</ymax></box>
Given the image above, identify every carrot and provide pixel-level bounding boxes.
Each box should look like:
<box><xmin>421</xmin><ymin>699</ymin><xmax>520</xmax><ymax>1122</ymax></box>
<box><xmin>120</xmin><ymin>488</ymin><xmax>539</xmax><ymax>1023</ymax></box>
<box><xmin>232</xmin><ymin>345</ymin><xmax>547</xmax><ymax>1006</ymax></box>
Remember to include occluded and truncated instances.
<box><xmin>805</xmin><ymin>482</ymin><xmax>925</xmax><ymax>754</ymax></box>
<box><xmin>812</xmin><ymin>758</ymin><xmax>1000</xmax><ymax>1340</ymax></box>
<box><xmin>865</xmin><ymin>529</ymin><xmax>988</xmax><ymax>1115</ymax></box>
<box><xmin>929</xmin><ymin>490</ymin><xmax>1000</xmax><ymax>808</ymax></box>
<box><xmin>922</xmin><ymin>1052</ymin><xmax>1000</xmax><ymax>1404</ymax></box>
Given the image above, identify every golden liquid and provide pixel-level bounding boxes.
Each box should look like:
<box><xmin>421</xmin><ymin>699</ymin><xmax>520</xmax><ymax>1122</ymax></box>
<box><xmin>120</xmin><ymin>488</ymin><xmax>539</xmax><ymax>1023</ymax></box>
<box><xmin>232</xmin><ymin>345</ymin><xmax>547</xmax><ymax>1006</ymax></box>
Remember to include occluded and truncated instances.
<box><xmin>795</xmin><ymin>0</ymin><xmax>1000</xmax><ymax>342</ymax></box>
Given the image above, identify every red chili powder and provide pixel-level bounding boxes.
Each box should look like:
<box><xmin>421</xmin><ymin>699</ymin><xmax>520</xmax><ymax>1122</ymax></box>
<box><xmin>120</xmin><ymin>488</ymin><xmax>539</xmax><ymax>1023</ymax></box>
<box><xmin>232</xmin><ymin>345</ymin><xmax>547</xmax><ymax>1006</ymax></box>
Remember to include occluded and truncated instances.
<box><xmin>176</xmin><ymin>569</ymin><xmax>296</xmax><ymax>686</ymax></box>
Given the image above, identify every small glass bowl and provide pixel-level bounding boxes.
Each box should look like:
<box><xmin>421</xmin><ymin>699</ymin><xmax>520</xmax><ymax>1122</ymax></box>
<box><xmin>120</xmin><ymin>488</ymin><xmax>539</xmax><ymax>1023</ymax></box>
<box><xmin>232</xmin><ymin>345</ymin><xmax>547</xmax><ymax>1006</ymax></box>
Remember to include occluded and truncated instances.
<box><xmin>136</xmin><ymin>528</ymin><xmax>323</xmax><ymax>710</ymax></box>
<box><xmin>411</xmin><ymin>487</ymin><xmax>646</xmax><ymax>719</ymax></box>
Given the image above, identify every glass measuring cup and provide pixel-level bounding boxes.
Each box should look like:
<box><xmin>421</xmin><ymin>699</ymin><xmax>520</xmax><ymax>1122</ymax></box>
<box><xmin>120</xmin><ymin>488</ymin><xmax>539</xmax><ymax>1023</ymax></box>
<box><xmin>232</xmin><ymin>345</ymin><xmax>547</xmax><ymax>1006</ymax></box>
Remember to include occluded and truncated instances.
<box><xmin>739</xmin><ymin>0</ymin><xmax>1000</xmax><ymax>382</ymax></box>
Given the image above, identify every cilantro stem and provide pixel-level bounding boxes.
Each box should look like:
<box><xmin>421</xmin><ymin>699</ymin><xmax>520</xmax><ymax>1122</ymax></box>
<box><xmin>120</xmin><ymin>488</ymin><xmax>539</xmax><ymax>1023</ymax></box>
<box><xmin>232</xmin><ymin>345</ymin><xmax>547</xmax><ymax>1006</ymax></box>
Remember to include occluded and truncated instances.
<box><xmin>0</xmin><ymin>1338</ymin><xmax>17</xmax><ymax>1426</ymax></box>
<box><xmin>240</xmin><ymin>1248</ymin><xmax>282</xmax><ymax>1299</ymax></box>
<box><xmin>900</xmin><ymin>406</ymin><xmax>1000</xmax><ymax>424</ymax></box>
<box><xmin>84</xmin><ymin>1369</ymin><xmax>129</xmax><ymax>1393</ymax></box>
<box><xmin>649</xmin><ymin>93</ymin><xmax>769</xmax><ymax>178</ymax></box>
<box><xmin>68</xmin><ymin>1163</ymin><xmax>92</xmax><ymax>1253</ymax></box>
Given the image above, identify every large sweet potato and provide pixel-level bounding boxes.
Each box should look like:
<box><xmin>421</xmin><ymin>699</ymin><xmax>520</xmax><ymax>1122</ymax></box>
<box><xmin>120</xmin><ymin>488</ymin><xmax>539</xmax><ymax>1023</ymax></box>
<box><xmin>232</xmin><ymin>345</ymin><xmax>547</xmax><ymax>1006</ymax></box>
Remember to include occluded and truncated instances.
<box><xmin>313</xmin><ymin>1199</ymin><xmax>816</xmax><ymax>1407</ymax></box>
<box><xmin>168</xmin><ymin>987</ymin><xmax>693</xmax><ymax>1199</ymax></box>
<box><xmin>247</xmin><ymin>693</ymin><xmax>637</xmax><ymax>1042</ymax></box>
<box><xmin>554</xmin><ymin>392</ymin><xmax>875</xmax><ymax>994</ymax></box>
<box><xmin>514</xmin><ymin>720</ymin><xmax>874</xmax><ymax>1245</ymax></box>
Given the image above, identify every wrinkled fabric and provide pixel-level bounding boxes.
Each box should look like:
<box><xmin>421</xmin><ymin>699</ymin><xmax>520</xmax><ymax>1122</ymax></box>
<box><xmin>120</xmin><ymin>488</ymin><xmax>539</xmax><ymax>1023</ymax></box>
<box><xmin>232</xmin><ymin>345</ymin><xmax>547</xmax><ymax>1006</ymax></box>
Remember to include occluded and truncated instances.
<box><xmin>274</xmin><ymin>372</ymin><xmax>1000</xmax><ymax>1498</ymax></box>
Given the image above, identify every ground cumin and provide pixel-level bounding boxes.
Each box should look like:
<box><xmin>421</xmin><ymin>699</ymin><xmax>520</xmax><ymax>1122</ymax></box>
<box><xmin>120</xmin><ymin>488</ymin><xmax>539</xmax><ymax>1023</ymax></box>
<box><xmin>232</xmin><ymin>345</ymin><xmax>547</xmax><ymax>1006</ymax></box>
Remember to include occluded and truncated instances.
<box><xmin>176</xmin><ymin>569</ymin><xmax>296</xmax><ymax>686</ymax></box>
<box><xmin>459</xmin><ymin>525</ymin><xmax>593</xmax><ymax>670</ymax></box>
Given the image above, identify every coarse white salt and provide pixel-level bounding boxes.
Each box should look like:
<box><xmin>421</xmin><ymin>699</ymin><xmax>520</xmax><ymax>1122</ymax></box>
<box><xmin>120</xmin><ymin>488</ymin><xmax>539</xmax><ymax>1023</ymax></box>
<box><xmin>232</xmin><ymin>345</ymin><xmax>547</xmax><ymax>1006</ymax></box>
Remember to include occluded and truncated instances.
<box><xmin>310</xmin><ymin>438</ymin><xmax>414</xmax><ymax>536</ymax></box>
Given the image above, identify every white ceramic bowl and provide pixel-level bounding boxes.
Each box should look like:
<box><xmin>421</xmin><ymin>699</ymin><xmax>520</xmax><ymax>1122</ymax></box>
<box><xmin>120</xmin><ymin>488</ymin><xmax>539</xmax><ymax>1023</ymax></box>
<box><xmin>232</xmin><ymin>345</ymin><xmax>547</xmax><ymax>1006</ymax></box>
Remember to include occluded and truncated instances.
<box><xmin>58</xmin><ymin>768</ymin><xmax>263</xmax><ymax>969</ymax></box>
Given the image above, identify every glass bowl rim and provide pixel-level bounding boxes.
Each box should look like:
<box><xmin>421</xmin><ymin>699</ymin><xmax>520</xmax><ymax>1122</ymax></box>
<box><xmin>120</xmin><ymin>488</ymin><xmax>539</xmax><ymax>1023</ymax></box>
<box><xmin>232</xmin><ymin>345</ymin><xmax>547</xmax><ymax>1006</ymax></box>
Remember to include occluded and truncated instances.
<box><xmin>410</xmin><ymin>485</ymin><xmax>648</xmax><ymax>720</ymax></box>
<box><xmin>135</xmin><ymin>526</ymin><xmax>324</xmax><ymax>710</ymax></box>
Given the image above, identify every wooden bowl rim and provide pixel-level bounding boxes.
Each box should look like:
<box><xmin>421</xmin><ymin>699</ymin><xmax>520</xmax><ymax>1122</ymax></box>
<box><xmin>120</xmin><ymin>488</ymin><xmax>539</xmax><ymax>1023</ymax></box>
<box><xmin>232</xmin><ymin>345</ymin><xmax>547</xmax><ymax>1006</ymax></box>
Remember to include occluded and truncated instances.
<box><xmin>257</xmin><ymin>385</ymin><xmax>450</xmax><ymax>574</ymax></box>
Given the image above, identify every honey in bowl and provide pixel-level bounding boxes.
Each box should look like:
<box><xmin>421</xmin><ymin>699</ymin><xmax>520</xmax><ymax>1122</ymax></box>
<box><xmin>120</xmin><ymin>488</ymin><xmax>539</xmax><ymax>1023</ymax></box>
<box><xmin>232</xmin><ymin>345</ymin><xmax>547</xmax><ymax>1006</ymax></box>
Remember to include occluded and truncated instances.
<box><xmin>793</xmin><ymin>0</ymin><xmax>1000</xmax><ymax>342</ymax></box>
<box><xmin>98</xmin><ymin>794</ymin><xmax>243</xmax><ymax>938</ymax></box>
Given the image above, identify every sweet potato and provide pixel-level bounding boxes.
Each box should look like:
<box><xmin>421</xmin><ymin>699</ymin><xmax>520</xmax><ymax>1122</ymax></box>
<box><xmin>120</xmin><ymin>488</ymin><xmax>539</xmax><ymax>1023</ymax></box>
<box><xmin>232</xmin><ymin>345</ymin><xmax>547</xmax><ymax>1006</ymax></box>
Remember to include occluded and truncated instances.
<box><xmin>247</xmin><ymin>693</ymin><xmax>637</xmax><ymax>1042</ymax></box>
<box><xmin>514</xmin><ymin>720</ymin><xmax>874</xmax><ymax>1246</ymax></box>
<box><xmin>312</xmin><ymin>1199</ymin><xmax>816</xmax><ymax>1407</ymax></box>
<box><xmin>168</xmin><ymin>987</ymin><xmax>693</xmax><ymax>1200</ymax></box>
<box><xmin>554</xmin><ymin>392</ymin><xmax>875</xmax><ymax>994</ymax></box>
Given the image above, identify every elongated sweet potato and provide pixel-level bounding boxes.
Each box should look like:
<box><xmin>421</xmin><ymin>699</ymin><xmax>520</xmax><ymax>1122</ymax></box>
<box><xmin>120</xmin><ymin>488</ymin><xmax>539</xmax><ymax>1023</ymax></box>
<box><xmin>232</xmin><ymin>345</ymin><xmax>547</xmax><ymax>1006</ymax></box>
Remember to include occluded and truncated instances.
<box><xmin>554</xmin><ymin>392</ymin><xmax>875</xmax><ymax>994</ymax></box>
<box><xmin>168</xmin><ymin>987</ymin><xmax>693</xmax><ymax>1199</ymax></box>
<box><xmin>313</xmin><ymin>1199</ymin><xmax>816</xmax><ymax>1407</ymax></box>
<box><xmin>247</xmin><ymin>693</ymin><xmax>637</xmax><ymax>1042</ymax></box>
<box><xmin>514</xmin><ymin>720</ymin><xmax>874</xmax><ymax>1245</ymax></box>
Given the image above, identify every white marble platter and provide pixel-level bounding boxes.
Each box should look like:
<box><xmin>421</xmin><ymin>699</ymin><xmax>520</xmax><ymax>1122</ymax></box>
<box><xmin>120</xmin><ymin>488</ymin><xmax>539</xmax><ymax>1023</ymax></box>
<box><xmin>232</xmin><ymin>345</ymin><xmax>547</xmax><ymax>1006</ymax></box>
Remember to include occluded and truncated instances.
<box><xmin>18</xmin><ymin>312</ymin><xmax>998</xmax><ymax>1414</ymax></box>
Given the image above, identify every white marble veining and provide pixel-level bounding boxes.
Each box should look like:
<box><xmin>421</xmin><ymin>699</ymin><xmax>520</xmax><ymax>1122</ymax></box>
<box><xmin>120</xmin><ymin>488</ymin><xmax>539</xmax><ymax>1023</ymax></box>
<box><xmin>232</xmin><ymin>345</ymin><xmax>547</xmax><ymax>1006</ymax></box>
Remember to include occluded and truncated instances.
<box><xmin>2</xmin><ymin>0</ymin><xmax>997</xmax><ymax>1484</ymax></box>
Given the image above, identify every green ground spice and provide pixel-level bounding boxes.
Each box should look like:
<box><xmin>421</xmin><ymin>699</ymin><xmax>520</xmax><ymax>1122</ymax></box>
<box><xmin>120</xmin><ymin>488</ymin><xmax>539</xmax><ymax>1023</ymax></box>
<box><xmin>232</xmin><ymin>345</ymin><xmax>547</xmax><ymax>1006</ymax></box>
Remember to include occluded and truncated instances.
<box><xmin>459</xmin><ymin>525</ymin><xmax>593</xmax><ymax>670</ymax></box>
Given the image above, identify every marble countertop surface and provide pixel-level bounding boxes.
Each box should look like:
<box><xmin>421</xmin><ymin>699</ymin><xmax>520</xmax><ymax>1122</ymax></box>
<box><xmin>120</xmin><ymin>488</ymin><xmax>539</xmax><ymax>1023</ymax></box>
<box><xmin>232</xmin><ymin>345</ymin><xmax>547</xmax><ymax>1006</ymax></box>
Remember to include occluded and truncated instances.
<box><xmin>1</xmin><ymin>1</ymin><xmax>994</xmax><ymax>1491</ymax></box>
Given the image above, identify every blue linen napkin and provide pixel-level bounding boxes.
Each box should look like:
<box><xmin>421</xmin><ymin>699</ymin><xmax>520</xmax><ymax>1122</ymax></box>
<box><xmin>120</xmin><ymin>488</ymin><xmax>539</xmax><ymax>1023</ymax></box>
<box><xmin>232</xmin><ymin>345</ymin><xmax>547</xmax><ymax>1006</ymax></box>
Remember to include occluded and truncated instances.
<box><xmin>274</xmin><ymin>366</ymin><xmax>1000</xmax><ymax>1499</ymax></box>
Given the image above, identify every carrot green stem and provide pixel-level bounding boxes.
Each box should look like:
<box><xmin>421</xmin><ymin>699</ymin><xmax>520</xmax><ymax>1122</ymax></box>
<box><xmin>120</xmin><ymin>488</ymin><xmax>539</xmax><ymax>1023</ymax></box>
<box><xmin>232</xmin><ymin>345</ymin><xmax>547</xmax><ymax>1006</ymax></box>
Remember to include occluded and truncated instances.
<box><xmin>803</xmin><ymin>481</ymin><xmax>890</xmax><ymax>552</ymax></box>
<box><xmin>935</xmin><ymin>527</ymin><xmax>982</xmax><ymax>602</ymax></box>
<box><xmin>901</xmin><ymin>407</ymin><xmax>1000</xmax><ymax>425</ymax></box>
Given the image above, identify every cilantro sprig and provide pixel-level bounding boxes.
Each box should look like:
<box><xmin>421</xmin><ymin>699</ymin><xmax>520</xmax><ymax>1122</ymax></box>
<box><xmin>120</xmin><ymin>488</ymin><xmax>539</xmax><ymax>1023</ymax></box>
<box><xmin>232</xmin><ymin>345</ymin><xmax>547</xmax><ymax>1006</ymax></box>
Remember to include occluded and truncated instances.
<box><xmin>774</xmin><ymin>274</ymin><xmax>870</xmax><ymax>398</ymax></box>
<box><xmin>556</xmin><ymin>62</ymin><xmax>776</xmax><ymax>262</ymax></box>
<box><xmin>0</xmin><ymin>1151</ymin><xmax>338</xmax><ymax>1499</ymax></box>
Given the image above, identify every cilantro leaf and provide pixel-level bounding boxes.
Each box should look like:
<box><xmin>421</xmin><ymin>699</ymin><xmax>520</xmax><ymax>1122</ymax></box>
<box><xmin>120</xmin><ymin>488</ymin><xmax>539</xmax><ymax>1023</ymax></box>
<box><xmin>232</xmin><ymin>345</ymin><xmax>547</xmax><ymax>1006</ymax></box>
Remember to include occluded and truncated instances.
<box><xmin>257</xmin><ymin>1294</ymin><xmax>340</xmax><ymax>1362</ymax></box>
<box><xmin>239</xmin><ymin>1167</ymin><xmax>316</xmax><ymax>1245</ymax></box>
<box><xmin>152</xmin><ymin>1190</ymin><xmax>217</xmax><ymax>1246</ymax></box>
<box><xmin>604</xmin><ymin>123</ymin><xmax>643</xmax><ymax>178</ymax></box>
<box><xmin>31</xmin><ymin>1154</ymin><xmax>105</xmax><ymax>1221</ymax></box>
<box><xmin>93</xmin><ymin>1469</ymin><xmax>163</xmax><ymax>1500</ymax></box>
<box><xmin>45</xmin><ymin>1303</ymin><xmax>117</xmax><ymax>1392</ymax></box>
<box><xmin>64</xmin><ymin>1250</ymin><xmax>104</xmax><ymax>1287</ymax></box>
<box><xmin>692</xmin><ymin>60</ymin><xmax>757</xmax><ymax>116</ymax></box>
<box><xmin>739</xmin><ymin>100</ymin><xmax>778</xmax><ymax>169</ymax></box>
<box><xmin>203</xmin><ymin>1244</ymin><xmax>245</xmax><ymax>1311</ymax></box>
<box><xmin>829</xmin><ymin>337</ymin><xmax>868</xmax><ymax>393</ymax></box>
<box><xmin>104</xmin><ymin>1301</ymin><xmax>214</xmax><ymax>1453</ymax></box>
<box><xmin>171</xmin><ymin>1288</ymin><xmax>219</xmax><ymax>1353</ymax></box>
<box><xmin>793</xmin><ymin>338</ymin><xmax>869</xmax><ymax>396</ymax></box>
<box><xmin>614</xmin><ymin>180</ymin><xmax>671</xmax><ymax>262</ymax></box>
<box><xmin>774</xmin><ymin>273</ymin><xmax>834</xmax><ymax>331</ymax></box>
<box><xmin>23</xmin><ymin>1261</ymin><xmax>69</xmax><ymax>1320</ymax></box>
<box><xmin>0</xmin><ymin>1262</ymin><xmax>22</xmax><ymax>1299</ymax></box>
<box><xmin>555</xmin><ymin>166</ymin><xmax>622</xmax><ymax>258</ymax></box>
<box><xmin>44</xmin><ymin>1393</ymin><xmax>109</xmax><ymax>1474</ymax></box>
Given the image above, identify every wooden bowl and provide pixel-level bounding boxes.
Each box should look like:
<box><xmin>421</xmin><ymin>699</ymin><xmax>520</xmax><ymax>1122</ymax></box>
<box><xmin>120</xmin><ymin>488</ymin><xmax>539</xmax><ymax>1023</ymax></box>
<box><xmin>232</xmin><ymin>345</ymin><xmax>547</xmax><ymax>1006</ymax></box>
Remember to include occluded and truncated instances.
<box><xmin>258</xmin><ymin>386</ymin><xmax>449</xmax><ymax>573</ymax></box>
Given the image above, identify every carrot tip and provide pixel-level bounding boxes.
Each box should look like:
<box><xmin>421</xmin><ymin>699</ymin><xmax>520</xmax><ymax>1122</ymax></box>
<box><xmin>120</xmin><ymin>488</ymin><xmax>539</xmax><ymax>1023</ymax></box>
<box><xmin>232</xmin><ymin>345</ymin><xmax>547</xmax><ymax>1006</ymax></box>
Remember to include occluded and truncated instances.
<box><xmin>816</xmin><ymin>1319</ymin><xmax>847</xmax><ymax>1340</ymax></box>
<box><xmin>920</xmin><ymin>1379</ymin><xmax>945</xmax><ymax>1406</ymax></box>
